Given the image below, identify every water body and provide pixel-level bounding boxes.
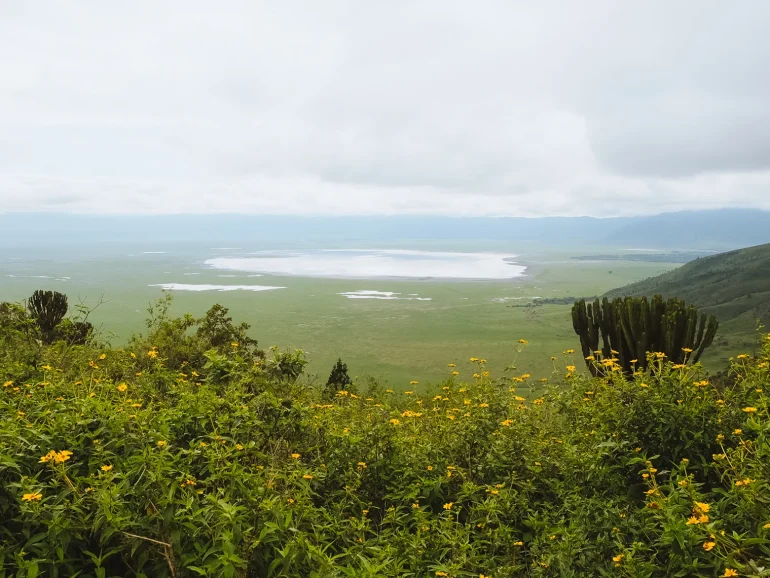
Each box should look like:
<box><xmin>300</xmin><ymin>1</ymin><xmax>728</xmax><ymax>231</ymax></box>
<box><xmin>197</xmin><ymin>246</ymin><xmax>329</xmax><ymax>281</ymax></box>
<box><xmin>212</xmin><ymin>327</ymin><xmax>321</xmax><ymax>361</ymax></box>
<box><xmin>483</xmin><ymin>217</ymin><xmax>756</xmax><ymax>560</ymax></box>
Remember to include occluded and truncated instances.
<box><xmin>338</xmin><ymin>290</ymin><xmax>432</xmax><ymax>301</ymax></box>
<box><xmin>149</xmin><ymin>283</ymin><xmax>286</xmax><ymax>292</ymax></box>
<box><xmin>206</xmin><ymin>249</ymin><xmax>525</xmax><ymax>280</ymax></box>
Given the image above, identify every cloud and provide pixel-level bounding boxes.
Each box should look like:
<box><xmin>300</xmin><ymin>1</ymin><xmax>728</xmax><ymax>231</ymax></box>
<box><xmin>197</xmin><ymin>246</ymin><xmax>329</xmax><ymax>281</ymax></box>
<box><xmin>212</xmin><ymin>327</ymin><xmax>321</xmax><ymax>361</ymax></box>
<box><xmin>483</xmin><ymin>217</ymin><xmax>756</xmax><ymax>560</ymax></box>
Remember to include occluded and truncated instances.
<box><xmin>1</xmin><ymin>1</ymin><xmax>769</xmax><ymax>216</ymax></box>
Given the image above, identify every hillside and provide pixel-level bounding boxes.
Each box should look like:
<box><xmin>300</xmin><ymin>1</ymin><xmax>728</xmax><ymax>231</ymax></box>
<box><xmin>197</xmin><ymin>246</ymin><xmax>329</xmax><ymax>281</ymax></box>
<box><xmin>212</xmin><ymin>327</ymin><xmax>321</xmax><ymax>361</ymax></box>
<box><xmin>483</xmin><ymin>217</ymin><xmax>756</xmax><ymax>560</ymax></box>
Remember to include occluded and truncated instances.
<box><xmin>601</xmin><ymin>209</ymin><xmax>770</xmax><ymax>250</ymax></box>
<box><xmin>605</xmin><ymin>242</ymin><xmax>770</xmax><ymax>359</ymax></box>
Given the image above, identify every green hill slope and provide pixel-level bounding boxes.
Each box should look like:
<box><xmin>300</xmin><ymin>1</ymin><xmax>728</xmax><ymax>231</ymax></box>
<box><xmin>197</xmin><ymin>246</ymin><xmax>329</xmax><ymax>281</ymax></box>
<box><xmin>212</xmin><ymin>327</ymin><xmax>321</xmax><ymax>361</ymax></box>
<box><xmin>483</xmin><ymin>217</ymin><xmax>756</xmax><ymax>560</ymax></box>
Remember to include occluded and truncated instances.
<box><xmin>605</xmin><ymin>242</ymin><xmax>770</xmax><ymax>364</ymax></box>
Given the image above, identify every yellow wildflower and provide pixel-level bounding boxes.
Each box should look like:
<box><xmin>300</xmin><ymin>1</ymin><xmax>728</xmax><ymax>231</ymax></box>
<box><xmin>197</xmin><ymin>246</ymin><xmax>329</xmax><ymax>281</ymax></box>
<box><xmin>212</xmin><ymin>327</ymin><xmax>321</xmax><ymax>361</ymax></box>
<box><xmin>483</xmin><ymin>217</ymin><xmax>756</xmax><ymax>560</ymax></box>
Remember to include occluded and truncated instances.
<box><xmin>50</xmin><ymin>450</ymin><xmax>72</xmax><ymax>464</ymax></box>
<box><xmin>694</xmin><ymin>501</ymin><xmax>710</xmax><ymax>514</ymax></box>
<box><xmin>22</xmin><ymin>492</ymin><xmax>43</xmax><ymax>502</ymax></box>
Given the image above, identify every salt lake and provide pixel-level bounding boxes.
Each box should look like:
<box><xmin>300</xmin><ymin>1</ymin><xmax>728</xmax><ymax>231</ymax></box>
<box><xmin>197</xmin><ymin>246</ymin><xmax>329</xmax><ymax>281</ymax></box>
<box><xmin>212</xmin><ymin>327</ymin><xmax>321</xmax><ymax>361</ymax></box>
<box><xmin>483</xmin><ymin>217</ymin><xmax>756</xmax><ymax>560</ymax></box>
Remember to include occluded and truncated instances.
<box><xmin>204</xmin><ymin>249</ymin><xmax>525</xmax><ymax>280</ymax></box>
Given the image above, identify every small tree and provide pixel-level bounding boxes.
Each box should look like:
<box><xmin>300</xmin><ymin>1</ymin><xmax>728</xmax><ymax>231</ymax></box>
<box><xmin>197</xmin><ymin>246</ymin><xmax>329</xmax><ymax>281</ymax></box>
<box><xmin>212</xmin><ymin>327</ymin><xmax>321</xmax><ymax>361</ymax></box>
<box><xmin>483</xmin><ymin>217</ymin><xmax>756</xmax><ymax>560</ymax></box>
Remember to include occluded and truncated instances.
<box><xmin>56</xmin><ymin>319</ymin><xmax>94</xmax><ymax>345</ymax></box>
<box><xmin>325</xmin><ymin>358</ymin><xmax>352</xmax><ymax>397</ymax></box>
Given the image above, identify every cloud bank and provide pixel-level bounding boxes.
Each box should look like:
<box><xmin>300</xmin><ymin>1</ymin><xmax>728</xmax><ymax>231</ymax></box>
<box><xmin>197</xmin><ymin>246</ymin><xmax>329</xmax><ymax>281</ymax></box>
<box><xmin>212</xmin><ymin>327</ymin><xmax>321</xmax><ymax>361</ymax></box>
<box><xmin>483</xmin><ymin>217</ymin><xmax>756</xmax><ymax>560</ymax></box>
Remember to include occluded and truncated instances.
<box><xmin>1</xmin><ymin>1</ymin><xmax>769</xmax><ymax>216</ymax></box>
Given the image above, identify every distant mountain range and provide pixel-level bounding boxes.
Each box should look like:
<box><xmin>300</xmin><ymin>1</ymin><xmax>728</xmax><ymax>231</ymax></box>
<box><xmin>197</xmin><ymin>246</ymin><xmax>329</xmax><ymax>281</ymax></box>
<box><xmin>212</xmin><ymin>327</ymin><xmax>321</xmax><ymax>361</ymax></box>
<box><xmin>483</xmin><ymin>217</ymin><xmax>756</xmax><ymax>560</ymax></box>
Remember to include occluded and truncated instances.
<box><xmin>1</xmin><ymin>209</ymin><xmax>769</xmax><ymax>251</ymax></box>
<box><xmin>605</xmin><ymin>242</ymin><xmax>770</xmax><ymax>344</ymax></box>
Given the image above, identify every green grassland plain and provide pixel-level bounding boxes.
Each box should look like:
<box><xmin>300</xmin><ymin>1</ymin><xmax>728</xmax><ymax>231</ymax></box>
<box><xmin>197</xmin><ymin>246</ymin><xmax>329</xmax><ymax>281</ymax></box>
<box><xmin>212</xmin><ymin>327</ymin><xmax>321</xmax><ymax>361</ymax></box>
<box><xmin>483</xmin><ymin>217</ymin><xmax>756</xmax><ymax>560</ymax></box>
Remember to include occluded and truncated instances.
<box><xmin>0</xmin><ymin>242</ymin><xmax>698</xmax><ymax>387</ymax></box>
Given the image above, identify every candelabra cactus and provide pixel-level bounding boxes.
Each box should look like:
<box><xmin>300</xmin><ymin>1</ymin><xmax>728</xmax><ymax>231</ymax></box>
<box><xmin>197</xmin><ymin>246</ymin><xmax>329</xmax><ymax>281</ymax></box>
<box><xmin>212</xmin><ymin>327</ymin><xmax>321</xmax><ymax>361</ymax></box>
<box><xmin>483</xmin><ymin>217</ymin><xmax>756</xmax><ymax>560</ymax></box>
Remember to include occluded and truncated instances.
<box><xmin>571</xmin><ymin>295</ymin><xmax>718</xmax><ymax>376</ymax></box>
<box><xmin>27</xmin><ymin>290</ymin><xmax>69</xmax><ymax>344</ymax></box>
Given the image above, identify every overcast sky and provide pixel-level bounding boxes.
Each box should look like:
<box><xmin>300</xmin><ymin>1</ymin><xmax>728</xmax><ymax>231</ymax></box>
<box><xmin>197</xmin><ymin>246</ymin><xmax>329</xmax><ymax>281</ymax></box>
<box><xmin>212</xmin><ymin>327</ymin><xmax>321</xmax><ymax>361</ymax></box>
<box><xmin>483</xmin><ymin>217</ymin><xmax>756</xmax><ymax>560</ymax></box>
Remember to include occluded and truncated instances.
<box><xmin>1</xmin><ymin>1</ymin><xmax>769</xmax><ymax>217</ymax></box>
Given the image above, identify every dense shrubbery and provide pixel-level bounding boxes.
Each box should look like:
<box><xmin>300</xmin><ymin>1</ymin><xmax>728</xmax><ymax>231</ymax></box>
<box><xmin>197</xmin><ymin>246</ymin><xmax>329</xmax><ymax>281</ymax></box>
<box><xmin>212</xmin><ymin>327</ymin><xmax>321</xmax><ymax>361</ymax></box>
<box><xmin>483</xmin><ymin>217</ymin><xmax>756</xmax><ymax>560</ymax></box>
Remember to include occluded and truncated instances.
<box><xmin>1</xmin><ymin>297</ymin><xmax>769</xmax><ymax>577</ymax></box>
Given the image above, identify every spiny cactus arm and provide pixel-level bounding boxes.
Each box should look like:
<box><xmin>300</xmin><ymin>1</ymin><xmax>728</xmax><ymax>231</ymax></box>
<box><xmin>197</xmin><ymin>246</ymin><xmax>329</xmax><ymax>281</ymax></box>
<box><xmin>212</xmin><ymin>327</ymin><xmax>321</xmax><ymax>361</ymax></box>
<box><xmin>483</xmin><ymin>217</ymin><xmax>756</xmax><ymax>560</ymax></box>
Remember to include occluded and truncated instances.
<box><xmin>585</xmin><ymin>302</ymin><xmax>599</xmax><ymax>353</ymax></box>
<box><xmin>628</xmin><ymin>298</ymin><xmax>650</xmax><ymax>369</ymax></box>
<box><xmin>649</xmin><ymin>295</ymin><xmax>665</xmax><ymax>355</ymax></box>
<box><xmin>614</xmin><ymin>299</ymin><xmax>636</xmax><ymax>373</ymax></box>
<box><xmin>572</xmin><ymin>300</ymin><xmax>602</xmax><ymax>375</ymax></box>
<box><xmin>682</xmin><ymin>307</ymin><xmax>699</xmax><ymax>363</ymax></box>
<box><xmin>669</xmin><ymin>301</ymin><xmax>693</xmax><ymax>363</ymax></box>
<box><xmin>600</xmin><ymin>297</ymin><xmax>619</xmax><ymax>360</ymax></box>
<box><xmin>592</xmin><ymin>299</ymin><xmax>607</xmax><ymax>359</ymax></box>
<box><xmin>571</xmin><ymin>300</ymin><xmax>591</xmax><ymax>357</ymax></box>
<box><xmin>692</xmin><ymin>314</ymin><xmax>707</xmax><ymax>353</ymax></box>
<box><xmin>638</xmin><ymin>298</ymin><xmax>653</xmax><ymax>368</ymax></box>
<box><xmin>662</xmin><ymin>307</ymin><xmax>675</xmax><ymax>361</ymax></box>
<box><xmin>692</xmin><ymin>314</ymin><xmax>718</xmax><ymax>363</ymax></box>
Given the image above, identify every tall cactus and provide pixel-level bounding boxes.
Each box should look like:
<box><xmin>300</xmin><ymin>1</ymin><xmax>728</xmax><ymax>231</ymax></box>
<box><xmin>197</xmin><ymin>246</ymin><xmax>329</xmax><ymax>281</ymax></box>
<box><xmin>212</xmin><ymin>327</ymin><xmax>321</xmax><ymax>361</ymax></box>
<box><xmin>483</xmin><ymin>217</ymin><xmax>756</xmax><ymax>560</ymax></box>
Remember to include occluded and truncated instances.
<box><xmin>27</xmin><ymin>290</ymin><xmax>69</xmax><ymax>344</ymax></box>
<box><xmin>571</xmin><ymin>295</ymin><xmax>718</xmax><ymax>376</ymax></box>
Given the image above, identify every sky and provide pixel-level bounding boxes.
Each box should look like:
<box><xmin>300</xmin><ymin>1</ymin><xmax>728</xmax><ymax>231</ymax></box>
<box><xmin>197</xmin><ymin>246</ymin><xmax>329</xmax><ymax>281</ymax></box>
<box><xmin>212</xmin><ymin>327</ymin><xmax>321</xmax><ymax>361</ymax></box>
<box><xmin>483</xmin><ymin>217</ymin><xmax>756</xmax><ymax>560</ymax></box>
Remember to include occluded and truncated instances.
<box><xmin>1</xmin><ymin>1</ymin><xmax>769</xmax><ymax>217</ymax></box>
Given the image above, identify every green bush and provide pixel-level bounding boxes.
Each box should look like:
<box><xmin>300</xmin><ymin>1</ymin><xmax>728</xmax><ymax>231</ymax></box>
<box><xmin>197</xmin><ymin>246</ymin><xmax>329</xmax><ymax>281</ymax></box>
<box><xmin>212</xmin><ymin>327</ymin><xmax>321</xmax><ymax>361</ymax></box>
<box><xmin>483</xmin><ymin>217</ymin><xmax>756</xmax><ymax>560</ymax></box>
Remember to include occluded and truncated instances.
<box><xmin>1</xmin><ymin>301</ymin><xmax>769</xmax><ymax>577</ymax></box>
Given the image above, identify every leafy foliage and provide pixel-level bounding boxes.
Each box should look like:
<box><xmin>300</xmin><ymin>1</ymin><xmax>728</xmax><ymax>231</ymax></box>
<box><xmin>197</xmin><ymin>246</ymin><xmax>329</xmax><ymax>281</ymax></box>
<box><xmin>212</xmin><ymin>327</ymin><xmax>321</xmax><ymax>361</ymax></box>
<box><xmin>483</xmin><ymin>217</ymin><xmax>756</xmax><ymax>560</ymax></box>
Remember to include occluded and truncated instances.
<box><xmin>55</xmin><ymin>318</ymin><xmax>94</xmax><ymax>346</ymax></box>
<box><xmin>129</xmin><ymin>294</ymin><xmax>264</xmax><ymax>373</ymax></box>
<box><xmin>1</xmin><ymin>298</ymin><xmax>769</xmax><ymax>577</ymax></box>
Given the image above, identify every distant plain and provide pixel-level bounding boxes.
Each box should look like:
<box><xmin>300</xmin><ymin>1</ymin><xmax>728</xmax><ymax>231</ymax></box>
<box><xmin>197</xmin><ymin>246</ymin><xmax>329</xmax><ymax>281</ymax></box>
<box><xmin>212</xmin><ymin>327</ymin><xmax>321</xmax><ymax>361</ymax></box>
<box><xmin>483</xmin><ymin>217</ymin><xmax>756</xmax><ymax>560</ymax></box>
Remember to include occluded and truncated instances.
<box><xmin>1</xmin><ymin>241</ymin><xmax>698</xmax><ymax>387</ymax></box>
